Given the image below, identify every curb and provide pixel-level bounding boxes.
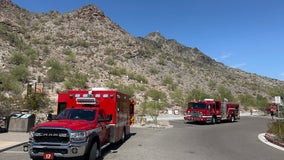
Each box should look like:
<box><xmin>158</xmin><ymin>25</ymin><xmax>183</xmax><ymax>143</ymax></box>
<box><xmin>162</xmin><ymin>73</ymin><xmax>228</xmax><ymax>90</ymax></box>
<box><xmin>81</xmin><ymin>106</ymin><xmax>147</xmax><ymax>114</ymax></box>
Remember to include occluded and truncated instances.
<box><xmin>0</xmin><ymin>141</ymin><xmax>27</xmax><ymax>153</ymax></box>
<box><xmin>258</xmin><ymin>133</ymin><xmax>284</xmax><ymax>151</ymax></box>
<box><xmin>264</xmin><ymin>133</ymin><xmax>284</xmax><ymax>148</ymax></box>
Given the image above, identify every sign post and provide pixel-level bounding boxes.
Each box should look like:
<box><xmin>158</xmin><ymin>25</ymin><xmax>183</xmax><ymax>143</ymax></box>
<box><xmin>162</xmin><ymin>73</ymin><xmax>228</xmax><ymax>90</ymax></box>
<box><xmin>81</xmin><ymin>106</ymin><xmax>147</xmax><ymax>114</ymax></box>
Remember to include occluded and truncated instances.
<box><xmin>275</xmin><ymin>96</ymin><xmax>282</xmax><ymax>118</ymax></box>
<box><xmin>275</xmin><ymin>96</ymin><xmax>283</xmax><ymax>138</ymax></box>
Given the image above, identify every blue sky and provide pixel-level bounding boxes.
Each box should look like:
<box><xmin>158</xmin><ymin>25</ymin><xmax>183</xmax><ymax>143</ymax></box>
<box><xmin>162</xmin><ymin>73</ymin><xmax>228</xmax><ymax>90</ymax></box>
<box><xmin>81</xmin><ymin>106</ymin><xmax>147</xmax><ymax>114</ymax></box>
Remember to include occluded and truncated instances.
<box><xmin>12</xmin><ymin>0</ymin><xmax>284</xmax><ymax>81</ymax></box>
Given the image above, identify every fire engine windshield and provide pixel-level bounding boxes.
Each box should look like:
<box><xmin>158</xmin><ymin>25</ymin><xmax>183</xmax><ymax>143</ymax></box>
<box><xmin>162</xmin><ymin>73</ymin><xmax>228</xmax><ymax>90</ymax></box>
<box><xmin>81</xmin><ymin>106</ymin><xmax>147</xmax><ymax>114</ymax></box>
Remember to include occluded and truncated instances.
<box><xmin>56</xmin><ymin>109</ymin><xmax>96</xmax><ymax>121</ymax></box>
<box><xmin>188</xmin><ymin>103</ymin><xmax>206</xmax><ymax>109</ymax></box>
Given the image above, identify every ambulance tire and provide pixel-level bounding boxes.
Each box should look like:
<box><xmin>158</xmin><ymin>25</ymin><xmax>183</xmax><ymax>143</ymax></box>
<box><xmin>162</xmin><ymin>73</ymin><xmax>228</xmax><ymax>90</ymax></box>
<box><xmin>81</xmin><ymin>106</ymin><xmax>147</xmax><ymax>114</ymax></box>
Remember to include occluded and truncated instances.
<box><xmin>89</xmin><ymin>142</ymin><xmax>101</xmax><ymax>160</ymax></box>
<box><xmin>121</xmin><ymin>128</ymin><xmax>126</xmax><ymax>143</ymax></box>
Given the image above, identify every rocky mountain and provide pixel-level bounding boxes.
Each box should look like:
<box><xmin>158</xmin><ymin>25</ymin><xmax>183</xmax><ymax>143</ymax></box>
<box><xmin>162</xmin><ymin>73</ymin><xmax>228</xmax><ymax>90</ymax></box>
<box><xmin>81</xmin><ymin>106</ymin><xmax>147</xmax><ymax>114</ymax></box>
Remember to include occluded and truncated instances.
<box><xmin>0</xmin><ymin>0</ymin><xmax>283</xmax><ymax>113</ymax></box>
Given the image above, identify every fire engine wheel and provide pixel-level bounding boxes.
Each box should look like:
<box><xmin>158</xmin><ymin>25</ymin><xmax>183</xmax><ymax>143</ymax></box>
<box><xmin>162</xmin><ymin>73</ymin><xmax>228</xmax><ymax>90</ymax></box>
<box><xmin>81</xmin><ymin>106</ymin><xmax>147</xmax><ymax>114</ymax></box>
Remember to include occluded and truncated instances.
<box><xmin>230</xmin><ymin>115</ymin><xmax>235</xmax><ymax>122</ymax></box>
<box><xmin>89</xmin><ymin>142</ymin><xmax>100</xmax><ymax>160</ymax></box>
<box><xmin>211</xmin><ymin>117</ymin><xmax>216</xmax><ymax>124</ymax></box>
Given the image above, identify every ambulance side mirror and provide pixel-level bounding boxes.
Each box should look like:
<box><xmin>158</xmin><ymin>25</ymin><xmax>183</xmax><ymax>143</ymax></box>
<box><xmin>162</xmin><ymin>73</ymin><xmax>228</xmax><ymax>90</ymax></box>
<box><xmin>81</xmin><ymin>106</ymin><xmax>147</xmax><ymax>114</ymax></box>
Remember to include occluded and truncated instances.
<box><xmin>47</xmin><ymin>113</ymin><xmax>53</xmax><ymax>121</ymax></box>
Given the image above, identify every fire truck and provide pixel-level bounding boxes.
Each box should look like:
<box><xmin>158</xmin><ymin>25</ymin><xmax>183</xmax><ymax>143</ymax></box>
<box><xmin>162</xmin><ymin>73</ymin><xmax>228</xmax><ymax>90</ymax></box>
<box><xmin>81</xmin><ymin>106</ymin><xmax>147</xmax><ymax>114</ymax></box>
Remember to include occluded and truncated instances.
<box><xmin>184</xmin><ymin>99</ymin><xmax>240</xmax><ymax>124</ymax></box>
<box><xmin>264</xmin><ymin>101</ymin><xmax>278</xmax><ymax>115</ymax></box>
<box><xmin>25</xmin><ymin>88</ymin><xmax>135</xmax><ymax>160</ymax></box>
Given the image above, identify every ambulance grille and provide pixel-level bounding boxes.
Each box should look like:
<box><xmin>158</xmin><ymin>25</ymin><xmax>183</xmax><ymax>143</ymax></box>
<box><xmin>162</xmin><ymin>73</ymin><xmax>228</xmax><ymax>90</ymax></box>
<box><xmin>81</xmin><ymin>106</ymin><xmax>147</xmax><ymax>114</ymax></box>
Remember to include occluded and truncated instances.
<box><xmin>34</xmin><ymin>128</ymin><xmax>69</xmax><ymax>143</ymax></box>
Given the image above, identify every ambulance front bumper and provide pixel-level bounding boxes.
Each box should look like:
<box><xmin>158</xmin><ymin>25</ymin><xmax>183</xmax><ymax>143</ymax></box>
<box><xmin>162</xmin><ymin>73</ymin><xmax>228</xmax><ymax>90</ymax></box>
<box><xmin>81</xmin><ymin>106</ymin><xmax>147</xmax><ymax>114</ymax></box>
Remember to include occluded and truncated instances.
<box><xmin>26</xmin><ymin>142</ymin><xmax>88</xmax><ymax>158</ymax></box>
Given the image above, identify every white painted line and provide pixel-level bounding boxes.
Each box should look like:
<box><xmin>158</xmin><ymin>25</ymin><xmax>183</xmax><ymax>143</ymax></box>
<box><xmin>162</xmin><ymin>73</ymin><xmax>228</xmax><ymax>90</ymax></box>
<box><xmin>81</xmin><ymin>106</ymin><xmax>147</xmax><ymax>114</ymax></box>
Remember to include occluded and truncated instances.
<box><xmin>258</xmin><ymin>133</ymin><xmax>284</xmax><ymax>151</ymax></box>
<box><xmin>3</xmin><ymin>151</ymin><xmax>26</xmax><ymax>154</ymax></box>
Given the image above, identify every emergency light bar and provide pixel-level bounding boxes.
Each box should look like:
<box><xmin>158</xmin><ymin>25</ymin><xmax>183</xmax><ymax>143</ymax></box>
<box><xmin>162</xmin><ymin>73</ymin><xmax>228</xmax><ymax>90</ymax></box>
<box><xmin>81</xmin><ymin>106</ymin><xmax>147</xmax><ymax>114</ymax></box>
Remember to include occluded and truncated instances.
<box><xmin>204</xmin><ymin>99</ymin><xmax>214</xmax><ymax>101</ymax></box>
<box><xmin>76</xmin><ymin>98</ymin><xmax>98</xmax><ymax>105</ymax></box>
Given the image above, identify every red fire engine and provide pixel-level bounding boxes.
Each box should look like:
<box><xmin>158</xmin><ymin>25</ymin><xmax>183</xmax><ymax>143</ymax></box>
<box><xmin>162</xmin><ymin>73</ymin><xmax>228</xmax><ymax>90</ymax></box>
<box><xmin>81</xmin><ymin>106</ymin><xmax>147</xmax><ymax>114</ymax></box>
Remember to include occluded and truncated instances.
<box><xmin>184</xmin><ymin>99</ymin><xmax>240</xmax><ymax>124</ymax></box>
<box><xmin>264</xmin><ymin>101</ymin><xmax>278</xmax><ymax>115</ymax></box>
<box><xmin>25</xmin><ymin>88</ymin><xmax>135</xmax><ymax>160</ymax></box>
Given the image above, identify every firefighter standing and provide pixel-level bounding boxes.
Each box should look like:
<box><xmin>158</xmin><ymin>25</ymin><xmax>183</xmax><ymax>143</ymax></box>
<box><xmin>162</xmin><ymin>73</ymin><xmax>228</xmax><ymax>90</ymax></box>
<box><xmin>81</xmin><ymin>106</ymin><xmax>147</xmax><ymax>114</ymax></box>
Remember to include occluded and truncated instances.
<box><xmin>270</xmin><ymin>110</ymin><xmax>275</xmax><ymax>120</ymax></box>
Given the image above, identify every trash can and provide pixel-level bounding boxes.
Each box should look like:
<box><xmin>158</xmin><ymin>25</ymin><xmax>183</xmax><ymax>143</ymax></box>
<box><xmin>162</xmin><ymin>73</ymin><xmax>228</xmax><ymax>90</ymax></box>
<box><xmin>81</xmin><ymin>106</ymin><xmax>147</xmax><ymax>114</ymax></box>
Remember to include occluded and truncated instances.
<box><xmin>8</xmin><ymin>114</ymin><xmax>35</xmax><ymax>132</ymax></box>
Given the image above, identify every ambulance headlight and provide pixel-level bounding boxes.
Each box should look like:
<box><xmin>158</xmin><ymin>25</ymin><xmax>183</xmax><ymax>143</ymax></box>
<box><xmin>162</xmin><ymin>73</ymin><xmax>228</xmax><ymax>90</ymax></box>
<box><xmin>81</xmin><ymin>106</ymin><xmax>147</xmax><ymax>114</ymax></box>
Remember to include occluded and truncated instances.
<box><xmin>70</xmin><ymin>131</ymin><xmax>87</xmax><ymax>142</ymax></box>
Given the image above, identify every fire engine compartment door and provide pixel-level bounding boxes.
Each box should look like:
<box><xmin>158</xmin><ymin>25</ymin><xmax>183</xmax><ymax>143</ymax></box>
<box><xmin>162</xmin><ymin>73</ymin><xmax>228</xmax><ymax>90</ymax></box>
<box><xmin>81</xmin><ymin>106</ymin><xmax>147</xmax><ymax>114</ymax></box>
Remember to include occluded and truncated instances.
<box><xmin>221</xmin><ymin>102</ymin><xmax>227</xmax><ymax>118</ymax></box>
<box><xmin>207</xmin><ymin>103</ymin><xmax>216</xmax><ymax>114</ymax></box>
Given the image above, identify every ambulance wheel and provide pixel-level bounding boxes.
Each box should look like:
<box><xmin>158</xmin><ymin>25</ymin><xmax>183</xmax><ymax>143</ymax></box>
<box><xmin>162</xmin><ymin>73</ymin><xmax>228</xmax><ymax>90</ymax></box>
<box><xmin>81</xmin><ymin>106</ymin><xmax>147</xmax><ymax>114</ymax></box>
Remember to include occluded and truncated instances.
<box><xmin>230</xmin><ymin>115</ymin><xmax>235</xmax><ymax>122</ymax></box>
<box><xmin>89</xmin><ymin>142</ymin><xmax>101</xmax><ymax>160</ymax></box>
<box><xmin>121</xmin><ymin>129</ymin><xmax>126</xmax><ymax>143</ymax></box>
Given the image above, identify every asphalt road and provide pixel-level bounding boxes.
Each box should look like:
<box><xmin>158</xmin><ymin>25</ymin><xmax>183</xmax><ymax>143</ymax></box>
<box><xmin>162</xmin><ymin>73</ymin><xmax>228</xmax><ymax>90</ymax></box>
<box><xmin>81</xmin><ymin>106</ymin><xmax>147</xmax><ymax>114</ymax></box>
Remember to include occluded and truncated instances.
<box><xmin>0</xmin><ymin>116</ymin><xmax>283</xmax><ymax>160</ymax></box>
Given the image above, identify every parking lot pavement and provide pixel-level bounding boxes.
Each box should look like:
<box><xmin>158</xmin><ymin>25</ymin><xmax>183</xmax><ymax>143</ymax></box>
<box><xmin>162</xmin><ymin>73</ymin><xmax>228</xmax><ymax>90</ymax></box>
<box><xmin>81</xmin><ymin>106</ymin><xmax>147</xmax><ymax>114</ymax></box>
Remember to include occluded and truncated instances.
<box><xmin>0</xmin><ymin>132</ymin><xmax>29</xmax><ymax>152</ymax></box>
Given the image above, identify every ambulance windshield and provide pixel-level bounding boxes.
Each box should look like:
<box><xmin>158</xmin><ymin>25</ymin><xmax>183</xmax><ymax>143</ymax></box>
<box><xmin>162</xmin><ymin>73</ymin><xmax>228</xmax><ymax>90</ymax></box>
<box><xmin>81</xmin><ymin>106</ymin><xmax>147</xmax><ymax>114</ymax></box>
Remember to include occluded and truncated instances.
<box><xmin>57</xmin><ymin>109</ymin><xmax>96</xmax><ymax>121</ymax></box>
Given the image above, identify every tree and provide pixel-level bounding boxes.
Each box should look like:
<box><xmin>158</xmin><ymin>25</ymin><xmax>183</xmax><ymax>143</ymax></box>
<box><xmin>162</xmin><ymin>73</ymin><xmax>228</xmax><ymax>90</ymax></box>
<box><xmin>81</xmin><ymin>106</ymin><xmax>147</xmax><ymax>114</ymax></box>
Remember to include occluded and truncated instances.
<box><xmin>238</xmin><ymin>94</ymin><xmax>256</xmax><ymax>110</ymax></box>
<box><xmin>141</xmin><ymin>89</ymin><xmax>167</xmax><ymax>124</ymax></box>
<box><xmin>24</xmin><ymin>92</ymin><xmax>49</xmax><ymax>110</ymax></box>
<box><xmin>140</xmin><ymin>101</ymin><xmax>166</xmax><ymax>125</ymax></box>
<box><xmin>187</xmin><ymin>88</ymin><xmax>209</xmax><ymax>102</ymax></box>
<box><xmin>144</xmin><ymin>89</ymin><xmax>166</xmax><ymax>102</ymax></box>
<box><xmin>214</xmin><ymin>86</ymin><xmax>235</xmax><ymax>102</ymax></box>
<box><xmin>170</xmin><ymin>88</ymin><xmax>186</xmax><ymax>108</ymax></box>
<box><xmin>256</xmin><ymin>94</ymin><xmax>267</xmax><ymax>110</ymax></box>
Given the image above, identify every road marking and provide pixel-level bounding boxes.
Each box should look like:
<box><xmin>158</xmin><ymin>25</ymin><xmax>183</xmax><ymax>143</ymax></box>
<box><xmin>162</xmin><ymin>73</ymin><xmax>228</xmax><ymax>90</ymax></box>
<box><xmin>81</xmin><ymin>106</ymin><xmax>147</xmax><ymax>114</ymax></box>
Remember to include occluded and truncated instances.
<box><xmin>3</xmin><ymin>151</ymin><xmax>26</xmax><ymax>154</ymax></box>
<box><xmin>258</xmin><ymin>133</ymin><xmax>284</xmax><ymax>151</ymax></box>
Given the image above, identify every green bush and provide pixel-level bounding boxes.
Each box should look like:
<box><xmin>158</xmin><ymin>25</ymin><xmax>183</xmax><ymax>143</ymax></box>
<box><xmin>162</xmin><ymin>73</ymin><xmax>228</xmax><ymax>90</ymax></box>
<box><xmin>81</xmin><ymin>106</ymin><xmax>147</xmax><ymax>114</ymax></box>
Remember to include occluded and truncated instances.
<box><xmin>24</xmin><ymin>48</ymin><xmax>39</xmax><ymax>63</ymax></box>
<box><xmin>267</xmin><ymin>121</ymin><xmax>284</xmax><ymax>141</ymax></box>
<box><xmin>109</xmin><ymin>68</ymin><xmax>127</xmax><ymax>76</ymax></box>
<box><xmin>140</xmin><ymin>101</ymin><xmax>166</xmax><ymax>124</ymax></box>
<box><xmin>10</xmin><ymin>64</ymin><xmax>29</xmax><ymax>82</ymax></box>
<box><xmin>0</xmin><ymin>72</ymin><xmax>24</xmax><ymax>94</ymax></box>
<box><xmin>149</xmin><ymin>67</ymin><xmax>159</xmax><ymax>74</ymax></box>
<box><xmin>46</xmin><ymin>59</ymin><xmax>66</xmax><ymax>82</ymax></box>
<box><xmin>128</xmin><ymin>72</ymin><xmax>148</xmax><ymax>84</ymax></box>
<box><xmin>24</xmin><ymin>92</ymin><xmax>49</xmax><ymax>110</ymax></box>
<box><xmin>66</xmin><ymin>53</ymin><xmax>76</xmax><ymax>63</ymax></box>
<box><xmin>256</xmin><ymin>94</ymin><xmax>268</xmax><ymax>110</ymax></box>
<box><xmin>238</xmin><ymin>94</ymin><xmax>256</xmax><ymax>109</ymax></box>
<box><xmin>187</xmin><ymin>88</ymin><xmax>209</xmax><ymax>102</ymax></box>
<box><xmin>215</xmin><ymin>86</ymin><xmax>235</xmax><ymax>102</ymax></box>
<box><xmin>8</xmin><ymin>52</ymin><xmax>30</xmax><ymax>66</ymax></box>
<box><xmin>170</xmin><ymin>88</ymin><xmax>185</xmax><ymax>107</ymax></box>
<box><xmin>144</xmin><ymin>89</ymin><xmax>166</xmax><ymax>102</ymax></box>
<box><xmin>105</xmin><ymin>57</ymin><xmax>116</xmax><ymax>66</ymax></box>
<box><xmin>115</xmin><ymin>84</ymin><xmax>135</xmax><ymax>96</ymax></box>
<box><xmin>208</xmin><ymin>80</ymin><xmax>217</xmax><ymax>90</ymax></box>
<box><xmin>162</xmin><ymin>76</ymin><xmax>173</xmax><ymax>86</ymax></box>
<box><xmin>62</xmin><ymin>48</ymin><xmax>73</xmax><ymax>55</ymax></box>
<box><xmin>64</xmin><ymin>71</ymin><xmax>88</xmax><ymax>89</ymax></box>
<box><xmin>157</xmin><ymin>58</ymin><xmax>166</xmax><ymax>65</ymax></box>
